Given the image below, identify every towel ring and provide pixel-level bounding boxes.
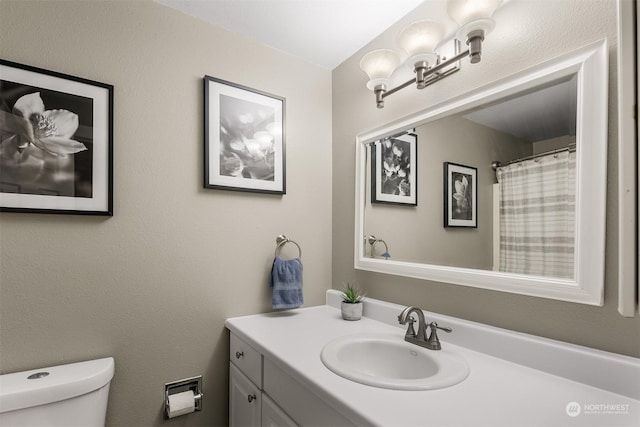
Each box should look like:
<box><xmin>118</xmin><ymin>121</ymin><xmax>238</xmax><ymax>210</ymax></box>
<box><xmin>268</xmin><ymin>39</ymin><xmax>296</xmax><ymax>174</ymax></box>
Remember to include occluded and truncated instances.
<box><xmin>275</xmin><ymin>234</ymin><xmax>302</xmax><ymax>258</ymax></box>
<box><xmin>367</xmin><ymin>235</ymin><xmax>390</xmax><ymax>259</ymax></box>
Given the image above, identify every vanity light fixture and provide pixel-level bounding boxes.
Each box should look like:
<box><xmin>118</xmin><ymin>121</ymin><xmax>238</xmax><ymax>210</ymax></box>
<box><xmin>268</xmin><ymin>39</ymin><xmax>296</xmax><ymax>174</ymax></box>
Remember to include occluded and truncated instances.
<box><xmin>360</xmin><ymin>0</ymin><xmax>502</xmax><ymax>108</ymax></box>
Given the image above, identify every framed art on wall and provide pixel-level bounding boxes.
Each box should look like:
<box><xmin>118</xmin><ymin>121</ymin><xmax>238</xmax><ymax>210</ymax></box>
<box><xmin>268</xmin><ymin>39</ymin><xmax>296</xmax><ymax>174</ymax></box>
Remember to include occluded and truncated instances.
<box><xmin>0</xmin><ymin>59</ymin><xmax>114</xmax><ymax>215</ymax></box>
<box><xmin>444</xmin><ymin>162</ymin><xmax>477</xmax><ymax>227</ymax></box>
<box><xmin>204</xmin><ymin>76</ymin><xmax>286</xmax><ymax>194</ymax></box>
<box><xmin>371</xmin><ymin>132</ymin><xmax>417</xmax><ymax>205</ymax></box>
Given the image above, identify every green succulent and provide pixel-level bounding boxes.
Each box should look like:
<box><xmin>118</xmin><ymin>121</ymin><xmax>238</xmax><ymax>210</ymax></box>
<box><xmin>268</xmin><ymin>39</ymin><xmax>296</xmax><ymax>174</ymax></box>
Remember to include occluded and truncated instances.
<box><xmin>341</xmin><ymin>283</ymin><xmax>365</xmax><ymax>304</ymax></box>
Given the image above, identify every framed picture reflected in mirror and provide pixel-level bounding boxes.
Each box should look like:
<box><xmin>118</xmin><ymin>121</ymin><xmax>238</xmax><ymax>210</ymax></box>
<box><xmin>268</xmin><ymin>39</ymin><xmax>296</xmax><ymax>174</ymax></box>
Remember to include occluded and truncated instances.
<box><xmin>371</xmin><ymin>132</ymin><xmax>417</xmax><ymax>206</ymax></box>
<box><xmin>444</xmin><ymin>162</ymin><xmax>477</xmax><ymax>228</ymax></box>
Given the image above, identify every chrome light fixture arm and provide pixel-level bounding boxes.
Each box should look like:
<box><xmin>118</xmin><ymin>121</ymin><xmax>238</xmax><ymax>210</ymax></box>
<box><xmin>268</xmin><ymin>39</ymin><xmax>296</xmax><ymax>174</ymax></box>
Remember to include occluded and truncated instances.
<box><xmin>466</xmin><ymin>29</ymin><xmax>485</xmax><ymax>63</ymax></box>
<box><xmin>380</xmin><ymin>47</ymin><xmax>471</xmax><ymax>105</ymax></box>
<box><xmin>361</xmin><ymin>0</ymin><xmax>501</xmax><ymax>108</ymax></box>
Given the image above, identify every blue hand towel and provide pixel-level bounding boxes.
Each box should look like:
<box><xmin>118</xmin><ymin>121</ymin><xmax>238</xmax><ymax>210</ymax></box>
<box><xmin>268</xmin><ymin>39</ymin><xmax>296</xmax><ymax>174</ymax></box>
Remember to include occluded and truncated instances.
<box><xmin>269</xmin><ymin>256</ymin><xmax>303</xmax><ymax>309</ymax></box>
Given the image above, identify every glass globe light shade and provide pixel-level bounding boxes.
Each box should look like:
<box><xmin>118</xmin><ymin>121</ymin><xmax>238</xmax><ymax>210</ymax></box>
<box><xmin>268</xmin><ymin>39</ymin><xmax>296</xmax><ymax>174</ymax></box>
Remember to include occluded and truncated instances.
<box><xmin>448</xmin><ymin>0</ymin><xmax>500</xmax><ymax>42</ymax></box>
<box><xmin>447</xmin><ymin>0</ymin><xmax>501</xmax><ymax>26</ymax></box>
<box><xmin>396</xmin><ymin>19</ymin><xmax>445</xmax><ymax>65</ymax></box>
<box><xmin>359</xmin><ymin>49</ymin><xmax>401</xmax><ymax>90</ymax></box>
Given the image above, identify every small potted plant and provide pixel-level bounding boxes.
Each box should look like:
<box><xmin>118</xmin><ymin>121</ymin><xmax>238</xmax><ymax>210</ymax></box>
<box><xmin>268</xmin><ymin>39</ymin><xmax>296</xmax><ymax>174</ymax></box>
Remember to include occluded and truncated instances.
<box><xmin>341</xmin><ymin>283</ymin><xmax>365</xmax><ymax>321</ymax></box>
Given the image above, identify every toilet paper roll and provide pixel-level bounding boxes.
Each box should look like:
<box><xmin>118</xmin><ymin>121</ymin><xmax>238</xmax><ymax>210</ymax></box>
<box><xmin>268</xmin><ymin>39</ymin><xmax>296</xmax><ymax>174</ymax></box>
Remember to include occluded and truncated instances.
<box><xmin>167</xmin><ymin>390</ymin><xmax>195</xmax><ymax>418</ymax></box>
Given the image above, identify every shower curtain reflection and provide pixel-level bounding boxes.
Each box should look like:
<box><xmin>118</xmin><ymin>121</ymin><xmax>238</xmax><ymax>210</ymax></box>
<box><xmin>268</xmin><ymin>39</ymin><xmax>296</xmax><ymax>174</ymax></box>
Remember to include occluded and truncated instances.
<box><xmin>496</xmin><ymin>150</ymin><xmax>576</xmax><ymax>279</ymax></box>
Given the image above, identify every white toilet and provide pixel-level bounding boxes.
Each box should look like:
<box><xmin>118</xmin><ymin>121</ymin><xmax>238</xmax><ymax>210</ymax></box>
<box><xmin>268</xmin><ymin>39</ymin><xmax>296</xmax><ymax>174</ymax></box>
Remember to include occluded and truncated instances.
<box><xmin>0</xmin><ymin>357</ymin><xmax>114</xmax><ymax>426</ymax></box>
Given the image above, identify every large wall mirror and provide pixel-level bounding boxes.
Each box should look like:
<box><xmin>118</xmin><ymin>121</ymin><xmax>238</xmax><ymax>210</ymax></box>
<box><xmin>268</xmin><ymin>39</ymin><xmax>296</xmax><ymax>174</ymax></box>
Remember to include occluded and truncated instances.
<box><xmin>354</xmin><ymin>40</ymin><xmax>608</xmax><ymax>305</ymax></box>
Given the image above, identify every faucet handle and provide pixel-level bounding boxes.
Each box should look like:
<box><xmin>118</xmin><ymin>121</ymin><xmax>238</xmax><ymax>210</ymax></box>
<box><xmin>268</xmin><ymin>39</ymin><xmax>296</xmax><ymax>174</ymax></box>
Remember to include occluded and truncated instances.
<box><xmin>430</xmin><ymin>322</ymin><xmax>452</xmax><ymax>333</ymax></box>
<box><xmin>426</xmin><ymin>322</ymin><xmax>451</xmax><ymax>350</ymax></box>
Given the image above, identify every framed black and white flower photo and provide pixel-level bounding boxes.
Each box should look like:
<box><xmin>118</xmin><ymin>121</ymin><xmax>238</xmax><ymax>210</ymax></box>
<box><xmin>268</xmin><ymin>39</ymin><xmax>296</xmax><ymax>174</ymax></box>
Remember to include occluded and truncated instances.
<box><xmin>204</xmin><ymin>76</ymin><xmax>285</xmax><ymax>194</ymax></box>
<box><xmin>371</xmin><ymin>132</ymin><xmax>417</xmax><ymax>205</ymax></box>
<box><xmin>0</xmin><ymin>60</ymin><xmax>113</xmax><ymax>215</ymax></box>
<box><xmin>444</xmin><ymin>162</ymin><xmax>477</xmax><ymax>227</ymax></box>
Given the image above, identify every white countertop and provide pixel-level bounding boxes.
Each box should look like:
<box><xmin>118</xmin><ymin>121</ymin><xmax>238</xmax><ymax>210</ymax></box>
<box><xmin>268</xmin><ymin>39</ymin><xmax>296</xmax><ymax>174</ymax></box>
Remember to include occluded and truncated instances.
<box><xmin>225</xmin><ymin>294</ymin><xmax>640</xmax><ymax>427</ymax></box>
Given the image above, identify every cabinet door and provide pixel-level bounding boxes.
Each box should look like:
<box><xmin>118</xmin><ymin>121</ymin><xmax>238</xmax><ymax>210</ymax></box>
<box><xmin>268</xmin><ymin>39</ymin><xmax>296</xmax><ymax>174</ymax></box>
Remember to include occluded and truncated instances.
<box><xmin>262</xmin><ymin>394</ymin><xmax>298</xmax><ymax>427</ymax></box>
<box><xmin>229</xmin><ymin>364</ymin><xmax>261</xmax><ymax>427</ymax></box>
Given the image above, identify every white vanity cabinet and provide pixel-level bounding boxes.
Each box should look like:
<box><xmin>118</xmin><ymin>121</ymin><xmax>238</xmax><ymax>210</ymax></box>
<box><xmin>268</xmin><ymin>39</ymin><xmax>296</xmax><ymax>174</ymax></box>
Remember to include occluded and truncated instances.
<box><xmin>227</xmin><ymin>298</ymin><xmax>640</xmax><ymax>427</ymax></box>
<box><xmin>229</xmin><ymin>332</ymin><xmax>354</xmax><ymax>427</ymax></box>
<box><xmin>229</xmin><ymin>333</ymin><xmax>298</xmax><ymax>427</ymax></box>
<box><xmin>229</xmin><ymin>363</ymin><xmax>261</xmax><ymax>427</ymax></box>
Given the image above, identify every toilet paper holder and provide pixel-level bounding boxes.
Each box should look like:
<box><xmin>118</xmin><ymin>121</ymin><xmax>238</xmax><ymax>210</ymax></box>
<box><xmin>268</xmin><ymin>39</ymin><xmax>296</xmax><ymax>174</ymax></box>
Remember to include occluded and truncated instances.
<box><xmin>164</xmin><ymin>375</ymin><xmax>203</xmax><ymax>418</ymax></box>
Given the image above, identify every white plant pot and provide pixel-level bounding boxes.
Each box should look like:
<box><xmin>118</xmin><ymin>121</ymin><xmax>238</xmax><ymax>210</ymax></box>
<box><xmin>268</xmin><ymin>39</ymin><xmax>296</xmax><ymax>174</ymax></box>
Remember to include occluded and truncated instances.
<box><xmin>341</xmin><ymin>302</ymin><xmax>363</xmax><ymax>321</ymax></box>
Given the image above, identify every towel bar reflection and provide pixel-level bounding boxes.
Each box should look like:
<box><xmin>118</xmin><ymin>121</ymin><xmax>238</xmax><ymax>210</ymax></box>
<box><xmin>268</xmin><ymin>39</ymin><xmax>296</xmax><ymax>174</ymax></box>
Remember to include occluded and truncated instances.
<box><xmin>367</xmin><ymin>235</ymin><xmax>391</xmax><ymax>259</ymax></box>
<box><xmin>275</xmin><ymin>234</ymin><xmax>302</xmax><ymax>258</ymax></box>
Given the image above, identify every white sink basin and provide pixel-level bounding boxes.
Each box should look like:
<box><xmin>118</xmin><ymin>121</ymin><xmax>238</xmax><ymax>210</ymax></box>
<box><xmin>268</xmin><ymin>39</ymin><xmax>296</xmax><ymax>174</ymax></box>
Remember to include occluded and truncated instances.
<box><xmin>320</xmin><ymin>333</ymin><xmax>470</xmax><ymax>390</ymax></box>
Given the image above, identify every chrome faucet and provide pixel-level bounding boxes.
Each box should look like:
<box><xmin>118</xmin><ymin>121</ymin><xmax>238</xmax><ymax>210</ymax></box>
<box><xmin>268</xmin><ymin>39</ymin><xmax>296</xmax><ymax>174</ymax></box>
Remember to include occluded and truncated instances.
<box><xmin>397</xmin><ymin>306</ymin><xmax>452</xmax><ymax>350</ymax></box>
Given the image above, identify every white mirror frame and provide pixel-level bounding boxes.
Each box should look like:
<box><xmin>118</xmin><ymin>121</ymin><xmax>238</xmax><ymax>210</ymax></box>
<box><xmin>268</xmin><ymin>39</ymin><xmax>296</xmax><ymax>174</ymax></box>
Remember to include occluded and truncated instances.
<box><xmin>354</xmin><ymin>40</ymin><xmax>608</xmax><ymax>305</ymax></box>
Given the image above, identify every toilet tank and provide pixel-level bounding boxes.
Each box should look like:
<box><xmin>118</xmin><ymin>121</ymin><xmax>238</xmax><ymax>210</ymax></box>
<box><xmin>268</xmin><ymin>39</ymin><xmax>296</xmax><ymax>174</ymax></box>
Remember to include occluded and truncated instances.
<box><xmin>0</xmin><ymin>357</ymin><xmax>114</xmax><ymax>427</ymax></box>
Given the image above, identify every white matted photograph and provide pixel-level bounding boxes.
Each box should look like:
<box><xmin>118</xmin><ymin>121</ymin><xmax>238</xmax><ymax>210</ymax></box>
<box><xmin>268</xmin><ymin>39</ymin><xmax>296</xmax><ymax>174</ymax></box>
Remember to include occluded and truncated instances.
<box><xmin>444</xmin><ymin>161</ymin><xmax>477</xmax><ymax>228</ymax></box>
<box><xmin>371</xmin><ymin>132</ymin><xmax>417</xmax><ymax>206</ymax></box>
<box><xmin>0</xmin><ymin>59</ymin><xmax>113</xmax><ymax>215</ymax></box>
<box><xmin>204</xmin><ymin>76</ymin><xmax>285</xmax><ymax>194</ymax></box>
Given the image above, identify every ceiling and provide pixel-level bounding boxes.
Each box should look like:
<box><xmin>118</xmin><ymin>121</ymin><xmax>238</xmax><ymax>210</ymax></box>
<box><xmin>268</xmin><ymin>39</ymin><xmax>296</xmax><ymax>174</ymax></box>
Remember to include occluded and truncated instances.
<box><xmin>464</xmin><ymin>75</ymin><xmax>578</xmax><ymax>143</ymax></box>
<box><xmin>155</xmin><ymin>0</ymin><xmax>426</xmax><ymax>69</ymax></box>
<box><xmin>155</xmin><ymin>0</ymin><xmax>570</xmax><ymax>143</ymax></box>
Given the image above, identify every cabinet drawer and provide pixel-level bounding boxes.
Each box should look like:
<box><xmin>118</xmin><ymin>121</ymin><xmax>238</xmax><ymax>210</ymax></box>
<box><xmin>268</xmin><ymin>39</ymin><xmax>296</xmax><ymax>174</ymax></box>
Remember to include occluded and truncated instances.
<box><xmin>230</xmin><ymin>333</ymin><xmax>262</xmax><ymax>387</ymax></box>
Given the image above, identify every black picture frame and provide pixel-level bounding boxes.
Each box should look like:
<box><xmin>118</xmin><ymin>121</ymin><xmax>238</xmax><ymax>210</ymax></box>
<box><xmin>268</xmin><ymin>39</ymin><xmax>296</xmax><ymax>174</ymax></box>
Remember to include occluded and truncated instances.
<box><xmin>204</xmin><ymin>76</ymin><xmax>286</xmax><ymax>195</ymax></box>
<box><xmin>444</xmin><ymin>162</ymin><xmax>477</xmax><ymax>228</ymax></box>
<box><xmin>371</xmin><ymin>132</ymin><xmax>417</xmax><ymax>205</ymax></box>
<box><xmin>0</xmin><ymin>59</ymin><xmax>114</xmax><ymax>215</ymax></box>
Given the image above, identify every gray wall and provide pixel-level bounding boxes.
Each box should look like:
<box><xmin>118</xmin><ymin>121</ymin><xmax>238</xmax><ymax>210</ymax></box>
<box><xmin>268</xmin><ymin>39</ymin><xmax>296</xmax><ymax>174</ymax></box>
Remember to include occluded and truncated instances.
<box><xmin>364</xmin><ymin>115</ymin><xmax>529</xmax><ymax>268</ymax></box>
<box><xmin>0</xmin><ymin>1</ymin><xmax>332</xmax><ymax>426</ymax></box>
<box><xmin>1</xmin><ymin>2</ymin><xmax>638</xmax><ymax>427</ymax></box>
<box><xmin>333</xmin><ymin>0</ymin><xmax>640</xmax><ymax>357</ymax></box>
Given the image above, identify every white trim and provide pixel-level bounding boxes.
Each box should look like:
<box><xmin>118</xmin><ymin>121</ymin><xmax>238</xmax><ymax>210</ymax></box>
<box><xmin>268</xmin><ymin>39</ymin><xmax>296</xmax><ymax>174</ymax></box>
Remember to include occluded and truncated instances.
<box><xmin>617</xmin><ymin>0</ymin><xmax>638</xmax><ymax>317</ymax></box>
<box><xmin>355</xmin><ymin>40</ymin><xmax>608</xmax><ymax>306</ymax></box>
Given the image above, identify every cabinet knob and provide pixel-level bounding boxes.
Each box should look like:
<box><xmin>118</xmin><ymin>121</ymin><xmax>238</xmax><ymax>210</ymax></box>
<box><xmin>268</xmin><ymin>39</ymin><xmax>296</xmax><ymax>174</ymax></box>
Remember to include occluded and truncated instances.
<box><xmin>235</xmin><ymin>351</ymin><xmax>244</xmax><ymax>359</ymax></box>
<box><xmin>247</xmin><ymin>394</ymin><xmax>257</xmax><ymax>403</ymax></box>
